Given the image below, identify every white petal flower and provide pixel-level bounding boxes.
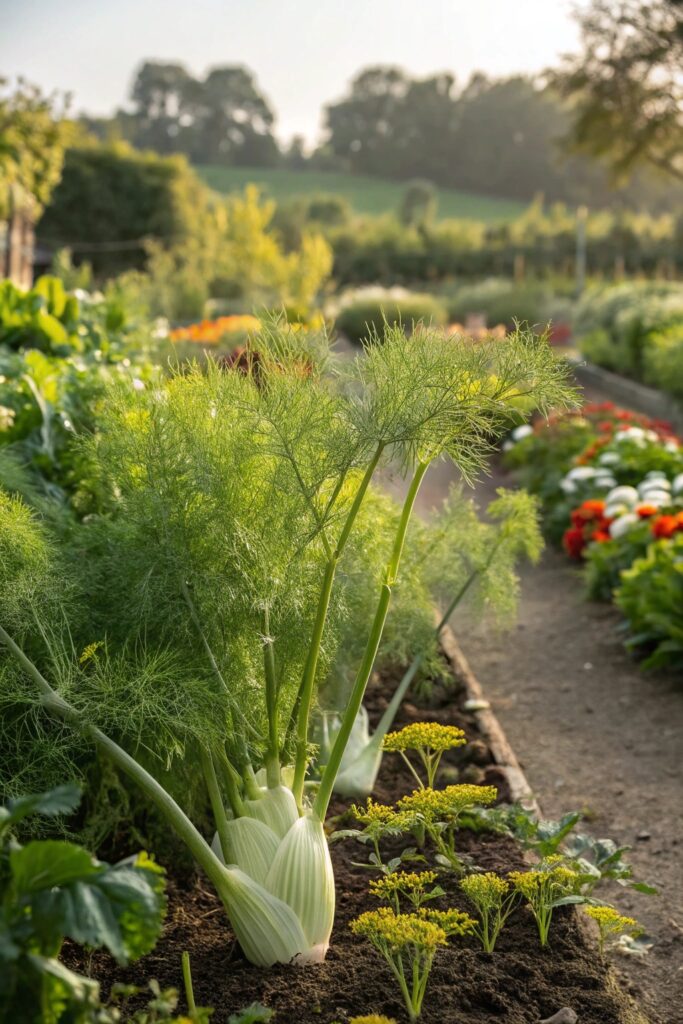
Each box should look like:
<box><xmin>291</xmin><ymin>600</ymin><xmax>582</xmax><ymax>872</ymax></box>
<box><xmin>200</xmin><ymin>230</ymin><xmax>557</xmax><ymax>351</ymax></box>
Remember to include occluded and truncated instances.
<box><xmin>609</xmin><ymin>512</ymin><xmax>639</xmax><ymax>539</ymax></box>
<box><xmin>511</xmin><ymin>424</ymin><xmax>534</xmax><ymax>441</ymax></box>
<box><xmin>567</xmin><ymin>466</ymin><xmax>598</xmax><ymax>481</ymax></box>
<box><xmin>606</xmin><ymin>486</ymin><xmax>639</xmax><ymax>506</ymax></box>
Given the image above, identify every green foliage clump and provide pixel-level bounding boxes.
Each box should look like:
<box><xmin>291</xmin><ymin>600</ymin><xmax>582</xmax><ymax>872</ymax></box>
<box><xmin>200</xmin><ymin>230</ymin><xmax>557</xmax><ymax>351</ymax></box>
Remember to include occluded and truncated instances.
<box><xmin>336</xmin><ymin>293</ymin><xmax>447</xmax><ymax>344</ymax></box>
<box><xmin>615</xmin><ymin>534</ymin><xmax>683</xmax><ymax>668</ymax></box>
<box><xmin>445</xmin><ymin>278</ymin><xmax>558</xmax><ymax>329</ymax></box>
<box><xmin>0</xmin><ymin>784</ymin><xmax>166</xmax><ymax>1024</ymax></box>
<box><xmin>38</xmin><ymin>142</ymin><xmax>209</xmax><ymax>276</ymax></box>
<box><xmin>0</xmin><ymin>277</ymin><xmax>160</xmax><ymax>513</ymax></box>
<box><xmin>575</xmin><ymin>281</ymin><xmax>683</xmax><ymax>390</ymax></box>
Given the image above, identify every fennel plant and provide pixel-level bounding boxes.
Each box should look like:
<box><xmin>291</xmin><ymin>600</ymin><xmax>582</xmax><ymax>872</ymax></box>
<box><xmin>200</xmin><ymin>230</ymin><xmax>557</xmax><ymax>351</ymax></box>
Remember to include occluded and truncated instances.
<box><xmin>0</xmin><ymin>322</ymin><xmax>573</xmax><ymax>967</ymax></box>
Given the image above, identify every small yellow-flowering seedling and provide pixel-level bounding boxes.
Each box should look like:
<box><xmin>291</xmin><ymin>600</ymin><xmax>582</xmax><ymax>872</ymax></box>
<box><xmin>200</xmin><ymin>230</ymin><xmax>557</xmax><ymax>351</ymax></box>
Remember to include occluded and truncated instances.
<box><xmin>583</xmin><ymin>905</ymin><xmax>642</xmax><ymax>956</ymax></box>
<box><xmin>509</xmin><ymin>858</ymin><xmax>580</xmax><ymax>947</ymax></box>
<box><xmin>337</xmin><ymin>798</ymin><xmax>419</xmax><ymax>874</ymax></box>
<box><xmin>382</xmin><ymin>722</ymin><xmax>467</xmax><ymax>789</ymax></box>
<box><xmin>350</xmin><ymin>908</ymin><xmax>448</xmax><ymax>1022</ymax></box>
<box><xmin>460</xmin><ymin>871</ymin><xmax>518</xmax><ymax>952</ymax></box>
<box><xmin>398</xmin><ymin>785</ymin><xmax>497</xmax><ymax>871</ymax></box>
<box><xmin>369</xmin><ymin>870</ymin><xmax>443</xmax><ymax>913</ymax></box>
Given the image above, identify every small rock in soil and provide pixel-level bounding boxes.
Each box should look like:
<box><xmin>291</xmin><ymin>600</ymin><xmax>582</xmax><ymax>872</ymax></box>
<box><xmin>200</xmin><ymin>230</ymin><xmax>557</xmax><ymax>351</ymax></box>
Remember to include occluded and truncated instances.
<box><xmin>636</xmin><ymin>830</ymin><xmax>651</xmax><ymax>841</ymax></box>
<box><xmin>539</xmin><ymin>1010</ymin><xmax>578</xmax><ymax>1024</ymax></box>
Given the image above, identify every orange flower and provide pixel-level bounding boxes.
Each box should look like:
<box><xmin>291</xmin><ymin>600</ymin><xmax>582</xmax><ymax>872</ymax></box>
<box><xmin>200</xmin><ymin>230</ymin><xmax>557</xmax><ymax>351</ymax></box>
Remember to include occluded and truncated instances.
<box><xmin>637</xmin><ymin>505</ymin><xmax>659</xmax><ymax>519</ymax></box>
<box><xmin>651</xmin><ymin>515</ymin><xmax>681</xmax><ymax>539</ymax></box>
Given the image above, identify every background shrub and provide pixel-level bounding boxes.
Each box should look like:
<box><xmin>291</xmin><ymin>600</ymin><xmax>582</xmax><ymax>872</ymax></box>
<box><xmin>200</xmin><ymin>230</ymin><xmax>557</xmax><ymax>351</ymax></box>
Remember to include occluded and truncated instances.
<box><xmin>335</xmin><ymin>292</ymin><xmax>447</xmax><ymax>343</ymax></box>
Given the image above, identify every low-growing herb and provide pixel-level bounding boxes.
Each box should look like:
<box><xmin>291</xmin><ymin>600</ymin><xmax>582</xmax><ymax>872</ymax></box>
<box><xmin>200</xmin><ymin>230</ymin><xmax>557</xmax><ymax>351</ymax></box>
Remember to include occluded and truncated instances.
<box><xmin>369</xmin><ymin>870</ymin><xmax>444</xmax><ymax>913</ymax></box>
<box><xmin>460</xmin><ymin>871</ymin><xmax>518</xmax><ymax>952</ymax></box>
<box><xmin>582</xmin><ymin>906</ymin><xmax>642</xmax><ymax>956</ymax></box>
<box><xmin>397</xmin><ymin>785</ymin><xmax>497</xmax><ymax>871</ymax></box>
<box><xmin>508</xmin><ymin>858</ymin><xmax>582</xmax><ymax>947</ymax></box>
<box><xmin>335</xmin><ymin>799</ymin><xmax>420</xmax><ymax>874</ymax></box>
<box><xmin>382</xmin><ymin>723</ymin><xmax>466</xmax><ymax>789</ymax></box>
<box><xmin>350</xmin><ymin>909</ymin><xmax>452</xmax><ymax>1022</ymax></box>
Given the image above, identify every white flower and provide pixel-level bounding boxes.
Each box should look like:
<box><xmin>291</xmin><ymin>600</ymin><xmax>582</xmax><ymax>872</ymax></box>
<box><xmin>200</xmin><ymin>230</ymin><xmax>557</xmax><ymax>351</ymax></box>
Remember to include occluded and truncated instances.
<box><xmin>636</xmin><ymin>490</ymin><xmax>671</xmax><ymax>507</ymax></box>
<box><xmin>511</xmin><ymin>424</ymin><xmax>534</xmax><ymax>442</ymax></box>
<box><xmin>132</xmin><ymin>378</ymin><xmax>145</xmax><ymax>391</ymax></box>
<box><xmin>644</xmin><ymin>471</ymin><xmax>668</xmax><ymax>481</ymax></box>
<box><xmin>566</xmin><ymin>466</ymin><xmax>598</xmax><ymax>481</ymax></box>
<box><xmin>605</xmin><ymin>502</ymin><xmax>629</xmax><ymax>519</ymax></box>
<box><xmin>605</xmin><ymin>486</ymin><xmax>639</xmax><ymax>507</ymax></box>
<box><xmin>502</xmin><ymin>439</ymin><xmax>513</xmax><ymax>451</ymax></box>
<box><xmin>638</xmin><ymin>480</ymin><xmax>670</xmax><ymax>497</ymax></box>
<box><xmin>609</xmin><ymin>513</ymin><xmax>639</xmax><ymax>539</ymax></box>
<box><xmin>594</xmin><ymin>474</ymin><xmax>617</xmax><ymax>489</ymax></box>
<box><xmin>672</xmin><ymin>473</ymin><xmax>683</xmax><ymax>495</ymax></box>
<box><xmin>664</xmin><ymin>440</ymin><xmax>679</xmax><ymax>453</ymax></box>
<box><xmin>598</xmin><ymin>451</ymin><xmax>620</xmax><ymax>466</ymax></box>
<box><xmin>560</xmin><ymin>479</ymin><xmax>577</xmax><ymax>494</ymax></box>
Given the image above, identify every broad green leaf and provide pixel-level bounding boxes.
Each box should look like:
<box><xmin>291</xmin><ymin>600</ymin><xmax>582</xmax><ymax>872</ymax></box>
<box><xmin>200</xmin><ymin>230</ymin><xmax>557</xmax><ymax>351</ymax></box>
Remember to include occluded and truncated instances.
<box><xmin>10</xmin><ymin>842</ymin><xmax>98</xmax><ymax>894</ymax></box>
<box><xmin>1</xmin><ymin>784</ymin><xmax>81</xmax><ymax>831</ymax></box>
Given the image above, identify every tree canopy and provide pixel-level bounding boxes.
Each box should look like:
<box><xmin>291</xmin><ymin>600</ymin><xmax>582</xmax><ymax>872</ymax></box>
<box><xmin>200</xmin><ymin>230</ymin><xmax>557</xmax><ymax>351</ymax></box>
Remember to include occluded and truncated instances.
<box><xmin>554</xmin><ymin>0</ymin><xmax>683</xmax><ymax>183</ymax></box>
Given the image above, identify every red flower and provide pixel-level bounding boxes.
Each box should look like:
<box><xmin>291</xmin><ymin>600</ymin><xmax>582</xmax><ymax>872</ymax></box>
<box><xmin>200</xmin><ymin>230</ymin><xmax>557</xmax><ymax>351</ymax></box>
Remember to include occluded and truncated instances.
<box><xmin>651</xmin><ymin>515</ymin><xmax>680</xmax><ymax>539</ymax></box>
<box><xmin>637</xmin><ymin>504</ymin><xmax>658</xmax><ymax>519</ymax></box>
<box><xmin>592</xmin><ymin>530</ymin><xmax>611</xmax><ymax>543</ymax></box>
<box><xmin>563</xmin><ymin>526</ymin><xmax>587</xmax><ymax>559</ymax></box>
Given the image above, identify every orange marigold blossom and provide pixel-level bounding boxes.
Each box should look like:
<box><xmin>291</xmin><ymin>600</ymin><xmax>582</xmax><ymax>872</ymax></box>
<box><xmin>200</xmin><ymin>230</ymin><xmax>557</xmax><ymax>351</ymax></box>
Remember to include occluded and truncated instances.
<box><xmin>637</xmin><ymin>505</ymin><xmax>659</xmax><ymax>519</ymax></box>
<box><xmin>651</xmin><ymin>515</ymin><xmax>681</xmax><ymax>539</ymax></box>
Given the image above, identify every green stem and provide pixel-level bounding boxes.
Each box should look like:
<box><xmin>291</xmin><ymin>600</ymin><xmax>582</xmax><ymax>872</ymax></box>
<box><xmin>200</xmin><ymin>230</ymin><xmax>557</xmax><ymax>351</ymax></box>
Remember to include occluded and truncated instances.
<box><xmin>200</xmin><ymin>745</ymin><xmax>232</xmax><ymax>862</ymax></box>
<box><xmin>0</xmin><ymin>624</ymin><xmax>232</xmax><ymax>899</ymax></box>
<box><xmin>314</xmin><ymin>460</ymin><xmax>429</xmax><ymax>820</ymax></box>
<box><xmin>262</xmin><ymin>607</ymin><xmax>280</xmax><ymax>788</ymax></box>
<box><xmin>182</xmin><ymin>951</ymin><xmax>196</xmax><ymax>1018</ymax></box>
<box><xmin>291</xmin><ymin>444</ymin><xmax>384</xmax><ymax>808</ymax></box>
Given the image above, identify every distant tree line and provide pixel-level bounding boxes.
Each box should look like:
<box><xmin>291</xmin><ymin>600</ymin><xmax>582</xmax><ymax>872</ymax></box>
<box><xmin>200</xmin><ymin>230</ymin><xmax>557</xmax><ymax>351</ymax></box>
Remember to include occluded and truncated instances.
<box><xmin>81</xmin><ymin>29</ymin><xmax>680</xmax><ymax>210</ymax></box>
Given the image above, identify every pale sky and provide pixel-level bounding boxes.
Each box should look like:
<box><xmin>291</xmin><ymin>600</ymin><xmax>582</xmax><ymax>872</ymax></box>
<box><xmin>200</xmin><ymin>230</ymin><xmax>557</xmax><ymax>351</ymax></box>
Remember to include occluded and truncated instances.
<box><xmin>1</xmin><ymin>0</ymin><xmax>584</xmax><ymax>143</ymax></box>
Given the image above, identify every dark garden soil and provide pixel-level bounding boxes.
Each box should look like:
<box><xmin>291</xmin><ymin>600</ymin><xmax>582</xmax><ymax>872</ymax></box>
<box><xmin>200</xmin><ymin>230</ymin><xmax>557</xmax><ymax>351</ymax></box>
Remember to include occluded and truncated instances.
<box><xmin>69</xmin><ymin>668</ymin><xmax>646</xmax><ymax>1024</ymax></box>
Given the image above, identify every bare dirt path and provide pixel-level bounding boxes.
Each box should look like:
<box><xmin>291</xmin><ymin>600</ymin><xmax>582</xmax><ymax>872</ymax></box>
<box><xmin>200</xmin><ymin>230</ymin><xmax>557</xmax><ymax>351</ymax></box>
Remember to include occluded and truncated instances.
<box><xmin>383</xmin><ymin>454</ymin><xmax>683</xmax><ymax>1024</ymax></box>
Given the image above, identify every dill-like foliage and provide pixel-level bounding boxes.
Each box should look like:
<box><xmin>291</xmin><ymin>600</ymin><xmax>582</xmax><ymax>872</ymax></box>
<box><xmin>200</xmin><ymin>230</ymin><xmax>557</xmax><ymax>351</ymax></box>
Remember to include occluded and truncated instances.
<box><xmin>1</xmin><ymin>319</ymin><xmax>574</xmax><ymax>849</ymax></box>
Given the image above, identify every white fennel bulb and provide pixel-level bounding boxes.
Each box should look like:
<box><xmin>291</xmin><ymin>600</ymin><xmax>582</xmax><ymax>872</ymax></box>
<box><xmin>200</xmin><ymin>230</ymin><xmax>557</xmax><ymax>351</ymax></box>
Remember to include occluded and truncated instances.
<box><xmin>212</xmin><ymin>816</ymin><xmax>280</xmax><ymax>887</ymax></box>
<box><xmin>265</xmin><ymin>813</ymin><xmax>335</xmax><ymax>961</ymax></box>
<box><xmin>244</xmin><ymin>784</ymin><xmax>299</xmax><ymax>838</ymax></box>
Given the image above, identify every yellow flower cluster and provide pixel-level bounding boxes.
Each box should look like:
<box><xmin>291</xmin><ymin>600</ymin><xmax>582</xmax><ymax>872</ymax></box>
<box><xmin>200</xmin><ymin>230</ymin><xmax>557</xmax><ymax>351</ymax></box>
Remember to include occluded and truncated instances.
<box><xmin>370</xmin><ymin>870</ymin><xmax>438</xmax><ymax>901</ymax></box>
<box><xmin>350</xmin><ymin>1016</ymin><xmax>398</xmax><ymax>1024</ymax></box>
<box><xmin>398</xmin><ymin>784</ymin><xmax>497</xmax><ymax>821</ymax></box>
<box><xmin>508</xmin><ymin>864</ymin><xmax>578</xmax><ymax>899</ymax></box>
<box><xmin>351</xmin><ymin>907</ymin><xmax>447</xmax><ymax>952</ymax></box>
<box><xmin>460</xmin><ymin>871</ymin><xmax>510</xmax><ymax>907</ymax></box>
<box><xmin>583</xmin><ymin>906</ymin><xmax>640</xmax><ymax>936</ymax></box>
<box><xmin>583</xmin><ymin>906</ymin><xmax>638</xmax><ymax>931</ymax></box>
<box><xmin>421</xmin><ymin>908</ymin><xmax>476</xmax><ymax>937</ymax></box>
<box><xmin>383</xmin><ymin>722</ymin><xmax>467</xmax><ymax>753</ymax></box>
<box><xmin>351</xmin><ymin>798</ymin><xmax>396</xmax><ymax>825</ymax></box>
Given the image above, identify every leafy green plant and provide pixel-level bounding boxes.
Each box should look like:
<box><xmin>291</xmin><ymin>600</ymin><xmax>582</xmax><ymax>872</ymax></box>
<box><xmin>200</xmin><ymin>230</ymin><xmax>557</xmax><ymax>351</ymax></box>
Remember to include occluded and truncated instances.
<box><xmin>563</xmin><ymin>832</ymin><xmax>657</xmax><ymax>896</ymax></box>
<box><xmin>459</xmin><ymin>871</ymin><xmax>518</xmax><ymax>952</ymax></box>
<box><xmin>0</xmin><ymin>784</ymin><xmax>166</xmax><ymax>1024</ymax></box>
<box><xmin>615</xmin><ymin>534</ymin><xmax>683</xmax><ymax>668</ymax></box>
<box><xmin>0</xmin><ymin>322</ymin><xmax>572</xmax><ymax>967</ymax></box>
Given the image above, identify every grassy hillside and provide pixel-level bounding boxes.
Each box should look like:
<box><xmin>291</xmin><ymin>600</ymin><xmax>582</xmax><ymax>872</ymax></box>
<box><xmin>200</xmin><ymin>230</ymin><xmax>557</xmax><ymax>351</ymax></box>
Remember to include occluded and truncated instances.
<box><xmin>197</xmin><ymin>165</ymin><xmax>527</xmax><ymax>223</ymax></box>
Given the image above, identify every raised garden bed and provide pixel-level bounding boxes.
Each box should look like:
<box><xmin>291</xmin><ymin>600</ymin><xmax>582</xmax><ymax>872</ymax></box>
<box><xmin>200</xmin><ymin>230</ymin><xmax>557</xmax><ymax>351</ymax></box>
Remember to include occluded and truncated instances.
<box><xmin>69</xmin><ymin>643</ymin><xmax>648</xmax><ymax>1024</ymax></box>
